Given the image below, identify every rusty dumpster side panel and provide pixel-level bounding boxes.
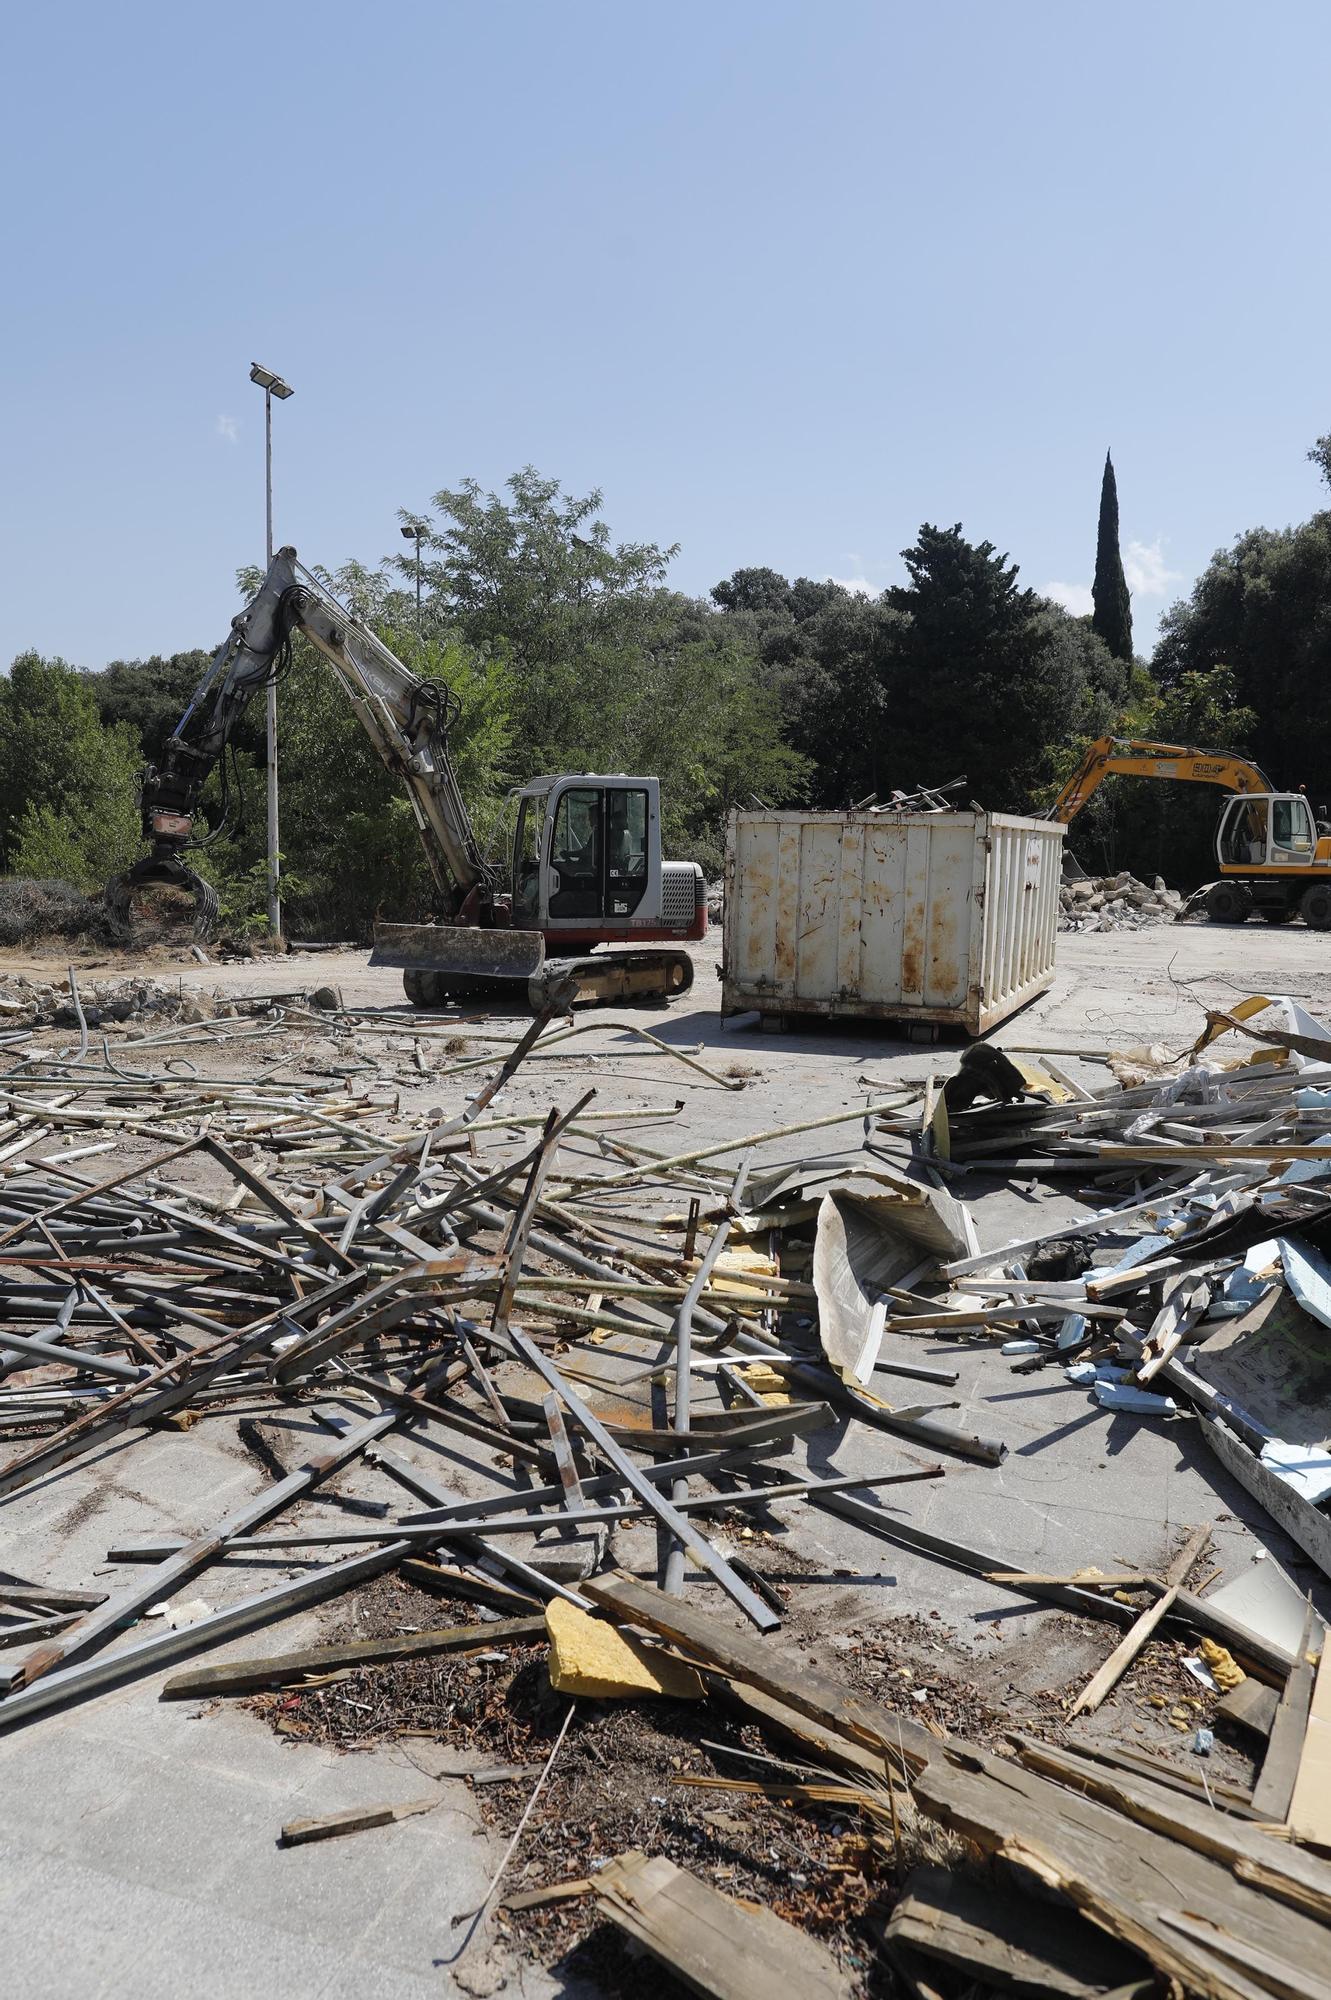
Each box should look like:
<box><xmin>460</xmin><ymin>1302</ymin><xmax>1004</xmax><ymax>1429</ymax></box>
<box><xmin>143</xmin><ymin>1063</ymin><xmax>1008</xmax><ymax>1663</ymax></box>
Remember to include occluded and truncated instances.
<box><xmin>720</xmin><ymin>809</ymin><xmax>1064</xmax><ymax>1035</ymax></box>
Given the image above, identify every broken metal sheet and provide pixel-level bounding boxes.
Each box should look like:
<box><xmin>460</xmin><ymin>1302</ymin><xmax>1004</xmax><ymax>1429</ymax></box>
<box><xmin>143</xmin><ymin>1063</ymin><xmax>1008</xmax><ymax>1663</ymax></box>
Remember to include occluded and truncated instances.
<box><xmin>1192</xmin><ymin>1268</ymin><xmax>1331</xmax><ymax>1449</ymax></box>
<box><xmin>812</xmin><ymin>1174</ymin><xmax>970</xmax><ymax>1383</ymax></box>
<box><xmin>1259</xmin><ymin>1436</ymin><xmax>1331</xmax><ymax>1506</ymax></box>
<box><xmin>1278</xmin><ymin>1234</ymin><xmax>1331</xmax><ymax>1328</ymax></box>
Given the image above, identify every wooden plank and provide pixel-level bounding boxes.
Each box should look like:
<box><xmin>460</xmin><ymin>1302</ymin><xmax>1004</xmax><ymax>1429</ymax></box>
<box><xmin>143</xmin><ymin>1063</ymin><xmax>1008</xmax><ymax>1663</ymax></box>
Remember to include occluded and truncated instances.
<box><xmin>1287</xmin><ymin>1635</ymin><xmax>1331</xmax><ymax>1846</ymax></box>
<box><xmin>397</xmin><ymin>1559</ymin><xmax>540</xmax><ymax>1615</ymax></box>
<box><xmin>1011</xmin><ymin>1736</ymin><xmax>1331</xmax><ymax>1926</ymax></box>
<box><xmin>1251</xmin><ymin>1605</ymin><xmax>1317</xmax><ymax>1823</ymax></box>
<box><xmin>279</xmin><ymin>1795</ymin><xmax>440</xmax><ymax>1846</ymax></box>
<box><xmin>595</xmin><ymin>1849</ymin><xmax>851</xmax><ymax>2000</ymax></box>
<box><xmin>1070</xmin><ymin>1588</ymin><xmax>1178</xmax><ymax>1717</ymax></box>
<box><xmin>582</xmin><ymin>1570</ymin><xmax>932</xmax><ymax>1773</ymax></box>
<box><xmin>911</xmin><ymin>1740</ymin><xmax>1331</xmax><ymax>2000</ymax></box>
<box><xmin>1200</xmin><ymin>1416</ymin><xmax>1331</xmax><ymax>1588</ymax></box>
<box><xmin>986</xmin><ymin>1570</ymin><xmax>1155</xmax><ymax>1591</ymax></box>
<box><xmin>1069</xmin><ymin>1525</ymin><xmax>1211</xmax><ymax>1717</ymax></box>
<box><xmin>542</xmin><ymin>1392</ymin><xmax>585</xmax><ymax>1510</ymax></box>
<box><xmin>1216</xmin><ymin>1679</ymin><xmax>1280</xmax><ymax>1741</ymax></box>
<box><xmin>883</xmin><ymin>1862</ymin><xmax>1150</xmax><ymax>1997</ymax></box>
<box><xmin>1065</xmin><ymin>1740</ymin><xmax>1258</xmax><ymax>1816</ymax></box>
<box><xmin>501</xmin><ymin>1878</ymin><xmax>593</xmax><ymax>1912</ymax></box>
<box><xmin>159</xmin><ymin>1613</ymin><xmax>545</xmax><ymax>1699</ymax></box>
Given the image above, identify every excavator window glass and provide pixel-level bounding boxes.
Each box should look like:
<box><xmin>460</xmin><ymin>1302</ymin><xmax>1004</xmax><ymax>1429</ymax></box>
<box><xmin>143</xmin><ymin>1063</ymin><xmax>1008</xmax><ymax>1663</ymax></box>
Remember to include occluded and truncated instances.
<box><xmin>548</xmin><ymin>786</ymin><xmax>603</xmax><ymax>919</ymax></box>
<box><xmin>606</xmin><ymin>788</ymin><xmax>649</xmax><ymax>916</ymax></box>
<box><xmin>1220</xmin><ymin>796</ymin><xmax>1268</xmax><ymax>867</ymax></box>
<box><xmin>1271</xmin><ymin>796</ymin><xmax>1315</xmax><ymax>862</ymax></box>
<box><xmin>512</xmin><ymin>795</ymin><xmax>545</xmax><ymax>923</ymax></box>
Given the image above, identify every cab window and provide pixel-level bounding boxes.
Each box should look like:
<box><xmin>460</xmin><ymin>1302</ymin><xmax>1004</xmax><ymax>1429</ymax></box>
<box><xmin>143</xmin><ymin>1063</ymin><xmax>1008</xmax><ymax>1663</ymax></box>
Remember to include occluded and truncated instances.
<box><xmin>606</xmin><ymin>789</ymin><xmax>648</xmax><ymax>915</ymax></box>
<box><xmin>1220</xmin><ymin>797</ymin><xmax>1268</xmax><ymax>866</ymax></box>
<box><xmin>512</xmin><ymin>795</ymin><xmax>544</xmax><ymax>921</ymax></box>
<box><xmin>1271</xmin><ymin>796</ymin><xmax>1315</xmax><ymax>862</ymax></box>
<box><xmin>548</xmin><ymin>786</ymin><xmax>602</xmax><ymax>919</ymax></box>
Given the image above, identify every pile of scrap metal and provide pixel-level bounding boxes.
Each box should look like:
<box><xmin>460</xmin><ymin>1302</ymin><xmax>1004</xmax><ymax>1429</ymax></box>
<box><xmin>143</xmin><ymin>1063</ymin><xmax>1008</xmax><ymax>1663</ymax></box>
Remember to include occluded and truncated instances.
<box><xmin>882</xmin><ymin>993</ymin><xmax>1331</xmax><ymax>1590</ymax></box>
<box><xmin>2</xmin><ymin>974</ymin><xmax>1330</xmax><ymax>1996</ymax></box>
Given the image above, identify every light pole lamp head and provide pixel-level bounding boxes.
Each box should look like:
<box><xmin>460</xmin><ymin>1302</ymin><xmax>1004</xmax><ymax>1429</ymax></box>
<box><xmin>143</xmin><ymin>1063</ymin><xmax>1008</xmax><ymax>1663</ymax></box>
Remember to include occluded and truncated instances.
<box><xmin>250</xmin><ymin>362</ymin><xmax>294</xmax><ymax>399</ymax></box>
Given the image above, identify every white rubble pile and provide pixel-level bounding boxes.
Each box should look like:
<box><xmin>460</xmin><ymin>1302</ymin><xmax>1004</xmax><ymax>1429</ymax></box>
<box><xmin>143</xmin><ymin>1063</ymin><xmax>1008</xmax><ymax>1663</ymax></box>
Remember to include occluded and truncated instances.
<box><xmin>0</xmin><ymin>975</ymin><xmax>242</xmax><ymax>1032</ymax></box>
<box><xmin>1058</xmin><ymin>870</ymin><xmax>1183</xmax><ymax>933</ymax></box>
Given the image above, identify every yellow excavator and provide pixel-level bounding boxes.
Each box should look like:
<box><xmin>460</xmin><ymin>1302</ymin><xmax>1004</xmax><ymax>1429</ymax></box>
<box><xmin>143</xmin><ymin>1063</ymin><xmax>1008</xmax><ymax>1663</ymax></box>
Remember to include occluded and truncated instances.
<box><xmin>1048</xmin><ymin>737</ymin><xmax>1331</xmax><ymax>928</ymax></box>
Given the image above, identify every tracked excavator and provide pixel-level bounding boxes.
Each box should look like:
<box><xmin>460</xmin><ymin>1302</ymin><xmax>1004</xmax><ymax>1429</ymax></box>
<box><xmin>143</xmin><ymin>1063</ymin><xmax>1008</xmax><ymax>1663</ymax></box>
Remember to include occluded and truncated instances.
<box><xmin>1048</xmin><ymin>736</ymin><xmax>1331</xmax><ymax>927</ymax></box>
<box><xmin>108</xmin><ymin>548</ymin><xmax>706</xmax><ymax>1006</ymax></box>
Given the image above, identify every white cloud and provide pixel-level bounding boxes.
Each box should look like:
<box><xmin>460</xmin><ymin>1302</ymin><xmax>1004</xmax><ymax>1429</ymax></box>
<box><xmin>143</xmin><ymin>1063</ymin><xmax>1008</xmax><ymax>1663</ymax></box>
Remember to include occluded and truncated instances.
<box><xmin>827</xmin><ymin>575</ymin><xmax>876</xmax><ymax>598</ymax></box>
<box><xmin>1123</xmin><ymin>537</ymin><xmax>1183</xmax><ymax>598</ymax></box>
<box><xmin>215</xmin><ymin>414</ymin><xmax>238</xmax><ymax>444</ymax></box>
<box><xmin>1043</xmin><ymin>580</ymin><xmax>1094</xmax><ymax>616</ymax></box>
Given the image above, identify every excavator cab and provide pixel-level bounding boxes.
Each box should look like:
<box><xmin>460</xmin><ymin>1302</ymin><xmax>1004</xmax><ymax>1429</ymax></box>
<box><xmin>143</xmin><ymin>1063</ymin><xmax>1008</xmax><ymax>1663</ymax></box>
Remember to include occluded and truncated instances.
<box><xmin>511</xmin><ymin>776</ymin><xmax>663</xmax><ymax>936</ymax></box>
<box><xmin>1216</xmin><ymin>793</ymin><xmax>1317</xmax><ymax>870</ymax></box>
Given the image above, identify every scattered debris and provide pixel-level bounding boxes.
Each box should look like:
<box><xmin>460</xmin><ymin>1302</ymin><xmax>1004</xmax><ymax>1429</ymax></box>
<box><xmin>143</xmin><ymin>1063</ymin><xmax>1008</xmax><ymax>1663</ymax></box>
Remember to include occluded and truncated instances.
<box><xmin>2</xmin><ymin>967</ymin><xmax>1329</xmax><ymax>1997</ymax></box>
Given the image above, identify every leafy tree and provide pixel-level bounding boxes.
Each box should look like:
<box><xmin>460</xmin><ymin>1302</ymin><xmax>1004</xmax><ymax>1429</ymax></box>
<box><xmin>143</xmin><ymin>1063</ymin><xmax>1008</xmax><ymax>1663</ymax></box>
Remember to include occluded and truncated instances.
<box><xmin>710</xmin><ymin>567</ymin><xmax>794</xmax><ymax>616</ymax></box>
<box><xmin>0</xmin><ymin>655</ymin><xmax>142</xmax><ymax>887</ymax></box>
<box><xmin>1154</xmin><ymin>521</ymin><xmax>1331</xmax><ymax>795</ymax></box>
<box><xmin>879</xmin><ymin>525</ymin><xmax>1116</xmax><ymax>811</ymax></box>
<box><xmin>92</xmin><ymin>651</ymin><xmax>214</xmax><ymax>763</ymax></box>
<box><xmin>1092</xmin><ymin>451</ymin><xmax>1134</xmax><ymax>662</ymax></box>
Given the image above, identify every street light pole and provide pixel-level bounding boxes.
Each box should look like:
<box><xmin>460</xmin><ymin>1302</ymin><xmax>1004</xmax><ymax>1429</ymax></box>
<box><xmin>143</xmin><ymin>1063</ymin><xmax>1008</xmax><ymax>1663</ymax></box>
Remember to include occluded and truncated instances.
<box><xmin>400</xmin><ymin>521</ymin><xmax>425</xmax><ymax>634</ymax></box>
<box><xmin>249</xmin><ymin>363</ymin><xmax>293</xmax><ymax>942</ymax></box>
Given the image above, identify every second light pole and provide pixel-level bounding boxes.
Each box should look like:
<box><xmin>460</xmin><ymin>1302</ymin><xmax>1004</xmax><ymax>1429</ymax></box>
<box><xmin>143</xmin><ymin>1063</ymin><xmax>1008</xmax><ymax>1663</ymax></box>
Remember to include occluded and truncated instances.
<box><xmin>249</xmin><ymin>361</ymin><xmax>294</xmax><ymax>941</ymax></box>
<box><xmin>400</xmin><ymin>519</ymin><xmax>426</xmax><ymax>634</ymax></box>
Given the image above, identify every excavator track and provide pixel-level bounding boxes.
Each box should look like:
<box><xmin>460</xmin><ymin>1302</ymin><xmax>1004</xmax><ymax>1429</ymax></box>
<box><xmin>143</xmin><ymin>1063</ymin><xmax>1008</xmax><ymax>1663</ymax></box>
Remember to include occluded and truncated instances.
<box><xmin>401</xmin><ymin>949</ymin><xmax>694</xmax><ymax>1012</ymax></box>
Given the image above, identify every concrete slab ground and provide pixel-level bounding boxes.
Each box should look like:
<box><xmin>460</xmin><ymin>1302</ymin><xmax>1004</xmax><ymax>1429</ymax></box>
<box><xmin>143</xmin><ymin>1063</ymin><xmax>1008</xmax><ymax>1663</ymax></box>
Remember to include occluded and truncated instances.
<box><xmin>2</xmin><ymin>920</ymin><xmax>1329</xmax><ymax>1994</ymax></box>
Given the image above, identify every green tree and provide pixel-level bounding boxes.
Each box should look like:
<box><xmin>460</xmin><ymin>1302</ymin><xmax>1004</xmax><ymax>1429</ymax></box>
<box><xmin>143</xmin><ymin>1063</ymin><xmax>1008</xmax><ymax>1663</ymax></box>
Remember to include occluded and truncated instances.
<box><xmin>0</xmin><ymin>654</ymin><xmax>142</xmax><ymax>888</ymax></box>
<box><xmin>880</xmin><ymin>525</ymin><xmax>1119</xmax><ymax>811</ymax></box>
<box><xmin>1154</xmin><ymin>515</ymin><xmax>1331</xmax><ymax>795</ymax></box>
<box><xmin>92</xmin><ymin>651</ymin><xmax>214</xmax><ymax>763</ymax></box>
<box><xmin>1092</xmin><ymin>451</ymin><xmax>1134</xmax><ymax>663</ymax></box>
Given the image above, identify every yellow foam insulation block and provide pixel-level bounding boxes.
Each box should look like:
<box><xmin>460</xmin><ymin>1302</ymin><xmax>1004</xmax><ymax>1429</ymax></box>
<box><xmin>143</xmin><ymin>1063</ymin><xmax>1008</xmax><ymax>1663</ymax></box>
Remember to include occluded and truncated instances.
<box><xmin>693</xmin><ymin>1245</ymin><xmax>779</xmax><ymax>1302</ymax></box>
<box><xmin>546</xmin><ymin>1600</ymin><xmax>704</xmax><ymax>1701</ymax></box>
<box><xmin>1011</xmin><ymin>1058</ymin><xmax>1073</xmax><ymax>1104</ymax></box>
<box><xmin>735</xmin><ymin>1362</ymin><xmax>792</xmax><ymax>1406</ymax></box>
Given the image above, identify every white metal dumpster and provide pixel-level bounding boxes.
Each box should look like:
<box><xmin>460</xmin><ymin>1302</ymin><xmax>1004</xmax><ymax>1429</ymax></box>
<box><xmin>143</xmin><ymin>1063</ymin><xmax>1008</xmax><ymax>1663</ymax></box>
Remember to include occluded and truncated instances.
<box><xmin>721</xmin><ymin>807</ymin><xmax>1064</xmax><ymax>1035</ymax></box>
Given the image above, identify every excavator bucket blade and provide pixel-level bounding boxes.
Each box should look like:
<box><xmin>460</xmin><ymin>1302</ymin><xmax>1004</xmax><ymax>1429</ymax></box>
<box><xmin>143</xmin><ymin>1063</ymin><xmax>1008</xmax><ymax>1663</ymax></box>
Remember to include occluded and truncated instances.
<box><xmin>370</xmin><ymin>922</ymin><xmax>546</xmax><ymax>983</ymax></box>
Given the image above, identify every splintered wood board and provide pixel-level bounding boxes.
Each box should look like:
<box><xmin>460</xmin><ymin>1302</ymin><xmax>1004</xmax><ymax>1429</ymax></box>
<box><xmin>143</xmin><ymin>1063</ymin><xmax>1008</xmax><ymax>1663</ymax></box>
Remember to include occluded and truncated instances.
<box><xmin>596</xmin><ymin>1850</ymin><xmax>850</xmax><ymax>2000</ymax></box>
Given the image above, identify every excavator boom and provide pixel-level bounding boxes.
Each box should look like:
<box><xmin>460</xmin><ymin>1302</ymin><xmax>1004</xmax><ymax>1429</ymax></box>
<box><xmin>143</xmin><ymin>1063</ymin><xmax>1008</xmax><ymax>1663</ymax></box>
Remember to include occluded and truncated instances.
<box><xmin>112</xmin><ymin>548</ymin><xmax>497</xmax><ymax>928</ymax></box>
<box><xmin>1048</xmin><ymin>736</ymin><xmax>1273</xmax><ymax>824</ymax></box>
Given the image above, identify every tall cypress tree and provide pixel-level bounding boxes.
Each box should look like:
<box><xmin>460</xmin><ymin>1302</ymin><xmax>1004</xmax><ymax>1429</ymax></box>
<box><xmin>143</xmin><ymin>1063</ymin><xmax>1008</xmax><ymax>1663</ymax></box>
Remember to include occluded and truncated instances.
<box><xmin>1092</xmin><ymin>450</ymin><xmax>1134</xmax><ymax>662</ymax></box>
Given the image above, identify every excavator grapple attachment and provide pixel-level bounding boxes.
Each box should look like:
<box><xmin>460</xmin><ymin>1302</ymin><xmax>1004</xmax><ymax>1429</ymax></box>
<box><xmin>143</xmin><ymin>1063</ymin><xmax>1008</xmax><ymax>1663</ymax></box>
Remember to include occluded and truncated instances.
<box><xmin>106</xmin><ymin>855</ymin><xmax>220</xmax><ymax>938</ymax></box>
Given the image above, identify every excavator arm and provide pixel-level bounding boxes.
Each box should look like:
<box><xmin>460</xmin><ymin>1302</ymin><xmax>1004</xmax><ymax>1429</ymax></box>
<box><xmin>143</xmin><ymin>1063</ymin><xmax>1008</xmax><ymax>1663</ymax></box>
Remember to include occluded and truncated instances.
<box><xmin>1048</xmin><ymin>736</ymin><xmax>1273</xmax><ymax>824</ymax></box>
<box><xmin>112</xmin><ymin>549</ymin><xmax>497</xmax><ymax>930</ymax></box>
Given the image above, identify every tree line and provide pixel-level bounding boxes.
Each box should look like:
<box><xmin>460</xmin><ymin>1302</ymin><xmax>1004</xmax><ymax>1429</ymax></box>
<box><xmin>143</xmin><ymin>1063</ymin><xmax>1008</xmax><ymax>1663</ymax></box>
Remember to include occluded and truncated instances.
<box><xmin>3</xmin><ymin>443</ymin><xmax>1328</xmax><ymax>937</ymax></box>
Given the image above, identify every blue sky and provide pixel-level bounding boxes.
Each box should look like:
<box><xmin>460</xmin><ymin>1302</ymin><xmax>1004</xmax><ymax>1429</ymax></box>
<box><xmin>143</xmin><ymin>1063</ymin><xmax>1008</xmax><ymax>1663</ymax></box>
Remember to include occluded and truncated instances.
<box><xmin>2</xmin><ymin>1</ymin><xmax>1328</xmax><ymax>673</ymax></box>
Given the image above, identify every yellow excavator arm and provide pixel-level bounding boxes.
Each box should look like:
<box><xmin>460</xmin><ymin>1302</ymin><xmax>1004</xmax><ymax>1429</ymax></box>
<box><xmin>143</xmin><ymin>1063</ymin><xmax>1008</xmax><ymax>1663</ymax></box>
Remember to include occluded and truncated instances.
<box><xmin>1048</xmin><ymin>737</ymin><xmax>1273</xmax><ymax>824</ymax></box>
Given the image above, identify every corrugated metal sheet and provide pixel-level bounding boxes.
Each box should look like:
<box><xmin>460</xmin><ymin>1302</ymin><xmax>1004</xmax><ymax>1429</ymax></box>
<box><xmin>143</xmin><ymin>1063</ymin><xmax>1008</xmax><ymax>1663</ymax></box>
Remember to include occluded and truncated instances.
<box><xmin>721</xmin><ymin>808</ymin><xmax>1064</xmax><ymax>1034</ymax></box>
